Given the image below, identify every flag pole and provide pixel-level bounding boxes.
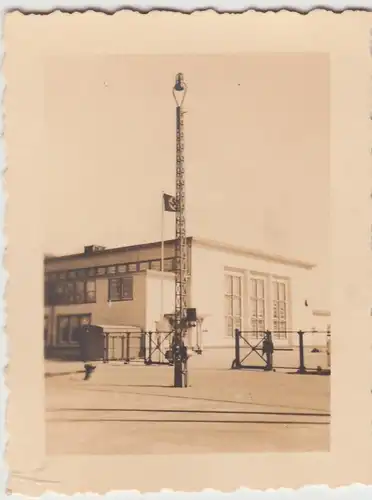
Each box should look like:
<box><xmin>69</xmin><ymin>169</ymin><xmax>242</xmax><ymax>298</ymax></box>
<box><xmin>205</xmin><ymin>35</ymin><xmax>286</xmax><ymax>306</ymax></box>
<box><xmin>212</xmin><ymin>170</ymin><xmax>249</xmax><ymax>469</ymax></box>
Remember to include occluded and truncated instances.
<box><xmin>160</xmin><ymin>192</ymin><xmax>165</xmax><ymax>319</ymax></box>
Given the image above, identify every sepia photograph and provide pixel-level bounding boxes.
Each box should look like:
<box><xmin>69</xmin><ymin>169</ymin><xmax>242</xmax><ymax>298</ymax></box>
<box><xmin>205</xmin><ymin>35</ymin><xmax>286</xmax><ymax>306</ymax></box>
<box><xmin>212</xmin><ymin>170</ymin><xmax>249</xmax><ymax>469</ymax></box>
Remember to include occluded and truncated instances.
<box><xmin>43</xmin><ymin>52</ymin><xmax>331</xmax><ymax>454</ymax></box>
<box><xmin>4</xmin><ymin>11</ymin><xmax>372</xmax><ymax>494</ymax></box>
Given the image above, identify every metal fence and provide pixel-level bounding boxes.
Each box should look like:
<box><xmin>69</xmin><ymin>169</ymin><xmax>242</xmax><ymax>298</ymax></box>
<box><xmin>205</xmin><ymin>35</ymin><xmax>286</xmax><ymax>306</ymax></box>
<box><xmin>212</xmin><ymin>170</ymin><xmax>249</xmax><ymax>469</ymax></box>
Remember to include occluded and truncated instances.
<box><xmin>103</xmin><ymin>331</ymin><xmax>144</xmax><ymax>363</ymax></box>
<box><xmin>231</xmin><ymin>329</ymin><xmax>331</xmax><ymax>375</ymax></box>
<box><xmin>102</xmin><ymin>330</ymin><xmax>177</xmax><ymax>366</ymax></box>
<box><xmin>143</xmin><ymin>331</ymin><xmax>174</xmax><ymax>365</ymax></box>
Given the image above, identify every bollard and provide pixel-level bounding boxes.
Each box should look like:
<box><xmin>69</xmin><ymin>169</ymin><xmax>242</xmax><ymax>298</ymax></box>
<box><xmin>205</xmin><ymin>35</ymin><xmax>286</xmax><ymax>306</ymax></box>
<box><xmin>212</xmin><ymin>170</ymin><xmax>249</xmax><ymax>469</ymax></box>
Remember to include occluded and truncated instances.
<box><xmin>297</xmin><ymin>330</ymin><xmax>306</xmax><ymax>374</ymax></box>
<box><xmin>234</xmin><ymin>328</ymin><xmax>241</xmax><ymax>368</ymax></box>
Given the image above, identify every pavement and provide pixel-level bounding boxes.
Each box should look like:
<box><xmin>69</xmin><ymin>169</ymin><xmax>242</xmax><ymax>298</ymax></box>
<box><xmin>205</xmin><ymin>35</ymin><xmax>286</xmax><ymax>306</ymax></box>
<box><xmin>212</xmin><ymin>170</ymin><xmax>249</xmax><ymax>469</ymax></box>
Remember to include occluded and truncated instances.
<box><xmin>45</xmin><ymin>355</ymin><xmax>330</xmax><ymax>455</ymax></box>
<box><xmin>44</xmin><ymin>344</ymin><xmax>329</xmax><ymax>376</ymax></box>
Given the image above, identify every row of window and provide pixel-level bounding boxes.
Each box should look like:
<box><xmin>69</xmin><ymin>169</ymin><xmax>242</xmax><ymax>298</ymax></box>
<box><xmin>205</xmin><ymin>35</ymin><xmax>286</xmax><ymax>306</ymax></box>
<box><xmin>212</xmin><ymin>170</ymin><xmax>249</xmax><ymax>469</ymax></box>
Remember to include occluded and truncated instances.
<box><xmin>45</xmin><ymin>257</ymin><xmax>176</xmax><ymax>282</ymax></box>
<box><xmin>44</xmin><ymin>277</ymin><xmax>134</xmax><ymax>306</ymax></box>
<box><xmin>45</xmin><ymin>273</ymin><xmax>289</xmax><ymax>344</ymax></box>
<box><xmin>45</xmin><ymin>314</ymin><xmax>92</xmax><ymax>344</ymax></box>
<box><xmin>224</xmin><ymin>273</ymin><xmax>289</xmax><ymax>340</ymax></box>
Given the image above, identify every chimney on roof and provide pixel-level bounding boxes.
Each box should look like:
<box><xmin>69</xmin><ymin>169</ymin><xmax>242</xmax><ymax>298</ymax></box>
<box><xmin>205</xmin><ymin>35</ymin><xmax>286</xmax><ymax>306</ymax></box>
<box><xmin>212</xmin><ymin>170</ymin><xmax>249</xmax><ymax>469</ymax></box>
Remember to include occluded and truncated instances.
<box><xmin>84</xmin><ymin>245</ymin><xmax>106</xmax><ymax>255</ymax></box>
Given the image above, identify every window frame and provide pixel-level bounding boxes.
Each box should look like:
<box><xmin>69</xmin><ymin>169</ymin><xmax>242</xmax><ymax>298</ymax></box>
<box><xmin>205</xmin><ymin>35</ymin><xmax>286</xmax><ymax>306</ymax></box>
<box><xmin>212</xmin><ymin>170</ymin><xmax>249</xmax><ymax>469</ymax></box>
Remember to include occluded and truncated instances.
<box><xmin>44</xmin><ymin>315</ymin><xmax>49</xmax><ymax>344</ymax></box>
<box><xmin>224</xmin><ymin>271</ymin><xmax>243</xmax><ymax>337</ymax></box>
<box><xmin>247</xmin><ymin>272</ymin><xmax>291</xmax><ymax>341</ymax></box>
<box><xmin>45</xmin><ymin>257</ymin><xmax>179</xmax><ymax>283</ymax></box>
<box><xmin>56</xmin><ymin>314</ymin><xmax>92</xmax><ymax>345</ymax></box>
<box><xmin>249</xmin><ymin>273</ymin><xmax>269</xmax><ymax>339</ymax></box>
<box><xmin>108</xmin><ymin>276</ymin><xmax>134</xmax><ymax>302</ymax></box>
<box><xmin>46</xmin><ymin>279</ymin><xmax>96</xmax><ymax>306</ymax></box>
<box><xmin>85</xmin><ymin>279</ymin><xmax>96</xmax><ymax>303</ymax></box>
<box><xmin>271</xmin><ymin>276</ymin><xmax>289</xmax><ymax>340</ymax></box>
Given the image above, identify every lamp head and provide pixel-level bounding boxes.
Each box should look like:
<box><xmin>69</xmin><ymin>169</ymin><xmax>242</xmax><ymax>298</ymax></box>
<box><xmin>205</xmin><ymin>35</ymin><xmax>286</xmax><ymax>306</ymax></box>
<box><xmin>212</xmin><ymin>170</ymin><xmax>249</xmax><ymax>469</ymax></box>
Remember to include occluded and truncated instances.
<box><xmin>174</xmin><ymin>73</ymin><xmax>185</xmax><ymax>92</ymax></box>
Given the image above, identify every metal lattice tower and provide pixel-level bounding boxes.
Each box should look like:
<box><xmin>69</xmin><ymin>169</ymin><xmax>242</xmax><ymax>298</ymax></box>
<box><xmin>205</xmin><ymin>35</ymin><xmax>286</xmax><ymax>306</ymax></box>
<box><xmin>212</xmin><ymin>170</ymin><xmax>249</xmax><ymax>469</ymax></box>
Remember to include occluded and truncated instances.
<box><xmin>172</xmin><ymin>73</ymin><xmax>188</xmax><ymax>388</ymax></box>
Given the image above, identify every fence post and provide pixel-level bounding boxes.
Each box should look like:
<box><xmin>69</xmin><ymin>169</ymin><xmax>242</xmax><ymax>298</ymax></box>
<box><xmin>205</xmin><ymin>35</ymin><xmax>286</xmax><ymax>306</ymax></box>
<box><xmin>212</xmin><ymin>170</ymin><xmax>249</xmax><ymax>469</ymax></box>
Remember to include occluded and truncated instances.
<box><xmin>143</xmin><ymin>331</ymin><xmax>147</xmax><ymax>364</ymax></box>
<box><xmin>126</xmin><ymin>332</ymin><xmax>130</xmax><ymax>364</ymax></box>
<box><xmin>234</xmin><ymin>328</ymin><xmax>241</xmax><ymax>368</ymax></box>
<box><xmin>326</xmin><ymin>329</ymin><xmax>331</xmax><ymax>370</ymax></box>
<box><xmin>148</xmin><ymin>331</ymin><xmax>153</xmax><ymax>364</ymax></box>
<box><xmin>121</xmin><ymin>335</ymin><xmax>125</xmax><ymax>362</ymax></box>
<box><xmin>297</xmin><ymin>330</ymin><xmax>306</xmax><ymax>374</ymax></box>
<box><xmin>103</xmin><ymin>333</ymin><xmax>108</xmax><ymax>363</ymax></box>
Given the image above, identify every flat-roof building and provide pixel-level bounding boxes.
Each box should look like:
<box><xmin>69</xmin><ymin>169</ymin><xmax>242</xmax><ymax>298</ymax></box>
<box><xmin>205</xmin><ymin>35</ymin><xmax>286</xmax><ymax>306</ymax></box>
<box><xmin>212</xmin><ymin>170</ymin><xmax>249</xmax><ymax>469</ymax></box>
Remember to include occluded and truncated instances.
<box><xmin>44</xmin><ymin>236</ymin><xmax>330</xmax><ymax>360</ymax></box>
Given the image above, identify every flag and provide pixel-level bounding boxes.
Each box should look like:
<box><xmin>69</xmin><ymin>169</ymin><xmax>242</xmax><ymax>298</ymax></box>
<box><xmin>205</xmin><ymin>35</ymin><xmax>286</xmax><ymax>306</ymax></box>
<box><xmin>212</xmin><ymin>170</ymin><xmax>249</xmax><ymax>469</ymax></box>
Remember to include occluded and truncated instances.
<box><xmin>163</xmin><ymin>193</ymin><xmax>177</xmax><ymax>212</ymax></box>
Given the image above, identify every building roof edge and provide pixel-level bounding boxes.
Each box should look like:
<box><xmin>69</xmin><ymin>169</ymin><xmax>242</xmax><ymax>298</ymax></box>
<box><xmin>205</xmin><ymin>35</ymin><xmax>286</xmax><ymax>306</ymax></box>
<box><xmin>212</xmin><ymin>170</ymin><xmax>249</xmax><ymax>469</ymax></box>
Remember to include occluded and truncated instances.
<box><xmin>192</xmin><ymin>237</ymin><xmax>316</xmax><ymax>270</ymax></box>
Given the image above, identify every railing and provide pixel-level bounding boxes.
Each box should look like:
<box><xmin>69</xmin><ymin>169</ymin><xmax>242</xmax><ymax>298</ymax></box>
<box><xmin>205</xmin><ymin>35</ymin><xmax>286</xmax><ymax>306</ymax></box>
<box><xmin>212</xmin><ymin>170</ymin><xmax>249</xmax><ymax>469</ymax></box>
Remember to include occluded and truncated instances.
<box><xmin>231</xmin><ymin>329</ymin><xmax>331</xmax><ymax>375</ymax></box>
<box><xmin>102</xmin><ymin>330</ymin><xmax>178</xmax><ymax>366</ymax></box>
<box><xmin>103</xmin><ymin>331</ymin><xmax>144</xmax><ymax>363</ymax></box>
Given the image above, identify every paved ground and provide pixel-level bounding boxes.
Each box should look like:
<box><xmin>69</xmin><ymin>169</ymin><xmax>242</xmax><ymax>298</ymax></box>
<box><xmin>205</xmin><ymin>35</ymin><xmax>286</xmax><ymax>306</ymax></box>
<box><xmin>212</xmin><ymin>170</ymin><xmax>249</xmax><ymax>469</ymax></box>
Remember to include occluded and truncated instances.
<box><xmin>45</xmin><ymin>354</ymin><xmax>330</xmax><ymax>455</ymax></box>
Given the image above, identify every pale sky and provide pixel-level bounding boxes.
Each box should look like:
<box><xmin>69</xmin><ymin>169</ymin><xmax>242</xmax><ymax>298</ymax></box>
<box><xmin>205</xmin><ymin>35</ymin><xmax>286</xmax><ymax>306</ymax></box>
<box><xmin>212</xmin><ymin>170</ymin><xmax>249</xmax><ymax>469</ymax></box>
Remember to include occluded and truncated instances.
<box><xmin>43</xmin><ymin>53</ymin><xmax>329</xmax><ymax>266</ymax></box>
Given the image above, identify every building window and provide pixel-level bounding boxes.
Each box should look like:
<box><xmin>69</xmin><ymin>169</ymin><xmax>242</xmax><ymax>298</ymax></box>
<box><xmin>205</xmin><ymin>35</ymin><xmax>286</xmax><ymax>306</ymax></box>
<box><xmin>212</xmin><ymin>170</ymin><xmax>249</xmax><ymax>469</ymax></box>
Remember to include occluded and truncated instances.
<box><xmin>150</xmin><ymin>260</ymin><xmax>161</xmax><ymax>271</ymax></box>
<box><xmin>44</xmin><ymin>281</ymin><xmax>51</xmax><ymax>306</ymax></box>
<box><xmin>57</xmin><ymin>314</ymin><xmax>91</xmax><ymax>344</ymax></box>
<box><xmin>46</xmin><ymin>258</ymin><xmax>181</xmax><ymax>283</ymax></box>
<box><xmin>96</xmin><ymin>267</ymin><xmax>106</xmax><ymax>277</ymax></box>
<box><xmin>108</xmin><ymin>278</ymin><xmax>121</xmax><ymax>301</ymax></box>
<box><xmin>224</xmin><ymin>273</ymin><xmax>242</xmax><ymax>337</ymax></box>
<box><xmin>85</xmin><ymin>280</ymin><xmax>96</xmax><ymax>303</ymax></box>
<box><xmin>77</xmin><ymin>269</ymin><xmax>88</xmax><ymax>279</ymax></box>
<box><xmin>65</xmin><ymin>282</ymin><xmax>75</xmax><ymax>303</ymax></box>
<box><xmin>272</xmin><ymin>279</ymin><xmax>288</xmax><ymax>339</ymax></box>
<box><xmin>75</xmin><ymin>281</ymin><xmax>85</xmax><ymax>304</ymax></box>
<box><xmin>117</xmin><ymin>264</ymin><xmax>127</xmax><ymax>274</ymax></box>
<box><xmin>44</xmin><ymin>315</ymin><xmax>49</xmax><ymax>344</ymax></box>
<box><xmin>108</xmin><ymin>276</ymin><xmax>134</xmax><ymax>301</ymax></box>
<box><xmin>249</xmin><ymin>276</ymin><xmax>267</xmax><ymax>338</ymax></box>
<box><xmin>163</xmin><ymin>259</ymin><xmax>174</xmax><ymax>272</ymax></box>
<box><xmin>46</xmin><ymin>280</ymin><xmax>96</xmax><ymax>305</ymax></box>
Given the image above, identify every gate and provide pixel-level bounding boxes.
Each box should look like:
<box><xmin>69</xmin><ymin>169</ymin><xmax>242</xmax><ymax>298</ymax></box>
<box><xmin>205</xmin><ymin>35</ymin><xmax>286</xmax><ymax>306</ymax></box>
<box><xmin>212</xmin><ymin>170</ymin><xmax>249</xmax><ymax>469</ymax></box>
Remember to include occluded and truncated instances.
<box><xmin>143</xmin><ymin>330</ymin><xmax>174</xmax><ymax>365</ymax></box>
<box><xmin>231</xmin><ymin>329</ymin><xmax>274</xmax><ymax>371</ymax></box>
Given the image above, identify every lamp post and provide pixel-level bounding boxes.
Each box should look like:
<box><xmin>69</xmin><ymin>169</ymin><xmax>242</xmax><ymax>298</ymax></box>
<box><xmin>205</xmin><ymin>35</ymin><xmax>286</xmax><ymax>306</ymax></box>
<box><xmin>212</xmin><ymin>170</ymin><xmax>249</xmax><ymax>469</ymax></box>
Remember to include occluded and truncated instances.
<box><xmin>172</xmin><ymin>73</ymin><xmax>188</xmax><ymax>388</ymax></box>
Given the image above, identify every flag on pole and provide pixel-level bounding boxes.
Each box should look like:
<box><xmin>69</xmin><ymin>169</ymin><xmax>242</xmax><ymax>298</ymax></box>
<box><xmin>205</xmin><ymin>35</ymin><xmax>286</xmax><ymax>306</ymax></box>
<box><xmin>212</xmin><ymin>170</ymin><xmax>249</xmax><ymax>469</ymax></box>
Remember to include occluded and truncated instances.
<box><xmin>163</xmin><ymin>193</ymin><xmax>177</xmax><ymax>212</ymax></box>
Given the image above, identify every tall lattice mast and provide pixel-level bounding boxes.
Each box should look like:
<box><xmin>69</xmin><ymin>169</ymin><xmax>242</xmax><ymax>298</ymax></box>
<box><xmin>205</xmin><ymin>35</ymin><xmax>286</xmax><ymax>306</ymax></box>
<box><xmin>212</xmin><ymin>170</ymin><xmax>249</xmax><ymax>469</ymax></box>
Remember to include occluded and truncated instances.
<box><xmin>172</xmin><ymin>73</ymin><xmax>188</xmax><ymax>388</ymax></box>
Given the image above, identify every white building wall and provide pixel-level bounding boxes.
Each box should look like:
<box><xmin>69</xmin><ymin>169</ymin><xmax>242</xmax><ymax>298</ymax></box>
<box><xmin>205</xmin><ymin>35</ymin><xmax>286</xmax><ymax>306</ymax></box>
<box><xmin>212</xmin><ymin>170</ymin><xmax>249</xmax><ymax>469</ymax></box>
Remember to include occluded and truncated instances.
<box><xmin>144</xmin><ymin>270</ymin><xmax>175</xmax><ymax>332</ymax></box>
<box><xmin>190</xmin><ymin>242</ymin><xmax>324</xmax><ymax>348</ymax></box>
